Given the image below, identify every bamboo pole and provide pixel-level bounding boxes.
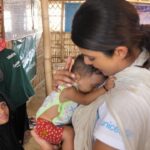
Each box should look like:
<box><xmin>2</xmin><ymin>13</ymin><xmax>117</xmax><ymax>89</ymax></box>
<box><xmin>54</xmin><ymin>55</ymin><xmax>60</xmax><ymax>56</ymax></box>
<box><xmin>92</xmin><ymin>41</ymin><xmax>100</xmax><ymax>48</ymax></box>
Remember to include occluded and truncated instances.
<box><xmin>41</xmin><ymin>0</ymin><xmax>52</xmax><ymax>95</ymax></box>
<box><xmin>60</xmin><ymin>1</ymin><xmax>64</xmax><ymax>62</ymax></box>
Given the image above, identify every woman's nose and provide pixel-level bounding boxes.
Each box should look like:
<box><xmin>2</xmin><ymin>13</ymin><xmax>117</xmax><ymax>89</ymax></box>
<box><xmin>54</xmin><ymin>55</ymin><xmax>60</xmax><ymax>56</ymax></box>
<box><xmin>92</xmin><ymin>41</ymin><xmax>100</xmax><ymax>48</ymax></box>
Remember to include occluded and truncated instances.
<box><xmin>84</xmin><ymin>56</ymin><xmax>93</xmax><ymax>65</ymax></box>
<box><xmin>0</xmin><ymin>108</ymin><xmax>4</xmax><ymax>114</ymax></box>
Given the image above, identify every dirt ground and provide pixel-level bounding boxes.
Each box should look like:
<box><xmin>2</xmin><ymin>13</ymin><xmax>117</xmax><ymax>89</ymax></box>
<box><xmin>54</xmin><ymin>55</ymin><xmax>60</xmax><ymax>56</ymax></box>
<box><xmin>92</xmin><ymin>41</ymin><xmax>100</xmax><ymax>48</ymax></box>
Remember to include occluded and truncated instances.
<box><xmin>24</xmin><ymin>83</ymin><xmax>46</xmax><ymax>150</ymax></box>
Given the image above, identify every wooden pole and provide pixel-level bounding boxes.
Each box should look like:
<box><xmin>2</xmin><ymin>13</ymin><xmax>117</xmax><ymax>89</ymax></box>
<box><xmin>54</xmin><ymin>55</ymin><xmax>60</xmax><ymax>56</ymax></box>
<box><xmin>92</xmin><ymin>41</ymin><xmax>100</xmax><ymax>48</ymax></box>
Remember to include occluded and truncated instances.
<box><xmin>41</xmin><ymin>0</ymin><xmax>52</xmax><ymax>94</ymax></box>
<box><xmin>60</xmin><ymin>1</ymin><xmax>64</xmax><ymax>62</ymax></box>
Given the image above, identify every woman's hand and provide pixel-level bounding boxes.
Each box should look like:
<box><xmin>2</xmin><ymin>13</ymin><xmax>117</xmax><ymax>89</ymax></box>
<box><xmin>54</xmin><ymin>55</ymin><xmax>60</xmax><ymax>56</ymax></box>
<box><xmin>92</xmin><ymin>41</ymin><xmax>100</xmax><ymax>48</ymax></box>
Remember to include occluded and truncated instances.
<box><xmin>31</xmin><ymin>130</ymin><xmax>59</xmax><ymax>150</ymax></box>
<box><xmin>31</xmin><ymin>130</ymin><xmax>52</xmax><ymax>150</ymax></box>
<box><xmin>53</xmin><ymin>57</ymin><xmax>76</xmax><ymax>89</ymax></box>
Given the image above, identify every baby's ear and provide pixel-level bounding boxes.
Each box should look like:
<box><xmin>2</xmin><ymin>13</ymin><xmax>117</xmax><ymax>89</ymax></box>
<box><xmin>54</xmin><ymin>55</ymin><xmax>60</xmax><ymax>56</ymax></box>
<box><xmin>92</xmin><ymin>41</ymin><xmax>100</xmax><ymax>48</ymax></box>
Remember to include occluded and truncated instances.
<box><xmin>75</xmin><ymin>73</ymin><xmax>81</xmax><ymax>81</ymax></box>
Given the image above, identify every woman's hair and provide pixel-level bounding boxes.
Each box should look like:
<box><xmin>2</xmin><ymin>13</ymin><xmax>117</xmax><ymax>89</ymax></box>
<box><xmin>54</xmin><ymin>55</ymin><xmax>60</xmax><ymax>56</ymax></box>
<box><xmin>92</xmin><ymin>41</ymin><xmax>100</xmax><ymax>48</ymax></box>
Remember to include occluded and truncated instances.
<box><xmin>71</xmin><ymin>0</ymin><xmax>150</xmax><ymax>56</ymax></box>
<box><xmin>71</xmin><ymin>54</ymin><xmax>102</xmax><ymax>76</ymax></box>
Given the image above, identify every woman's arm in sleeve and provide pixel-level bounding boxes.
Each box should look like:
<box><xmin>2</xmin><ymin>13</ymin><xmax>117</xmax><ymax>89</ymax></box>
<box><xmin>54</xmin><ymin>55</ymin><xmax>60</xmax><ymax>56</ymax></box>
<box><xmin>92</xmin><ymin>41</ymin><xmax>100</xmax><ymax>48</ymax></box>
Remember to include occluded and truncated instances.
<box><xmin>93</xmin><ymin>103</ymin><xmax>126</xmax><ymax>150</ymax></box>
<box><xmin>93</xmin><ymin>140</ymin><xmax>117</xmax><ymax>150</ymax></box>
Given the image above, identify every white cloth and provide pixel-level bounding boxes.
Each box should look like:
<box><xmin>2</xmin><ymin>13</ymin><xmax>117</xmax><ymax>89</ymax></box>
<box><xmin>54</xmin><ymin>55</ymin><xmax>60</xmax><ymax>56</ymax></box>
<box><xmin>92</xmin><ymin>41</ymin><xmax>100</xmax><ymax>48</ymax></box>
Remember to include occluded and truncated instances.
<box><xmin>72</xmin><ymin>50</ymin><xmax>150</xmax><ymax>150</ymax></box>
<box><xmin>93</xmin><ymin>50</ymin><xmax>150</xmax><ymax>150</ymax></box>
<box><xmin>94</xmin><ymin>103</ymin><xmax>125</xmax><ymax>150</ymax></box>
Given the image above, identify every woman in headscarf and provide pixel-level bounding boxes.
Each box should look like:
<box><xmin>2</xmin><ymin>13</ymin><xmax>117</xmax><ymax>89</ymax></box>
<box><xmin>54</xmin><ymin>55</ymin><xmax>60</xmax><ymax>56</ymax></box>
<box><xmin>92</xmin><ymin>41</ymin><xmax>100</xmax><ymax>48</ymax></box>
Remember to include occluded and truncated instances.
<box><xmin>0</xmin><ymin>92</ymin><xmax>23</xmax><ymax>150</ymax></box>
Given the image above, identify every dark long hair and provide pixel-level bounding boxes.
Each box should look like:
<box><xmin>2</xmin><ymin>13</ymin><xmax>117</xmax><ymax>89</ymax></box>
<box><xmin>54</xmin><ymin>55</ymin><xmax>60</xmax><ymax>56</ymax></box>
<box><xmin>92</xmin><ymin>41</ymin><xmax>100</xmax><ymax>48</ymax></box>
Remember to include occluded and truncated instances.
<box><xmin>71</xmin><ymin>0</ymin><xmax>150</xmax><ymax>58</ymax></box>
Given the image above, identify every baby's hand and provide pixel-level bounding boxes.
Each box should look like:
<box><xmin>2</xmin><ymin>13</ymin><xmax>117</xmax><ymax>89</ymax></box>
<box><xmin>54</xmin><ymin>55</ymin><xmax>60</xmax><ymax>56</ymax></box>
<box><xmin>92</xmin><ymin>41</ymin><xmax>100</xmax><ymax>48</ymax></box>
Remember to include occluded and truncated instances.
<box><xmin>104</xmin><ymin>76</ymin><xmax>115</xmax><ymax>91</ymax></box>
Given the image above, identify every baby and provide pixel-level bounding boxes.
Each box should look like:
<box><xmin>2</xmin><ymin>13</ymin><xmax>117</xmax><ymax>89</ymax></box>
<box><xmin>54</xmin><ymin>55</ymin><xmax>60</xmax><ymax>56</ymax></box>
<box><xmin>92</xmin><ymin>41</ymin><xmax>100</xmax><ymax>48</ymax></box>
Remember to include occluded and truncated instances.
<box><xmin>34</xmin><ymin>54</ymin><xmax>115</xmax><ymax>150</ymax></box>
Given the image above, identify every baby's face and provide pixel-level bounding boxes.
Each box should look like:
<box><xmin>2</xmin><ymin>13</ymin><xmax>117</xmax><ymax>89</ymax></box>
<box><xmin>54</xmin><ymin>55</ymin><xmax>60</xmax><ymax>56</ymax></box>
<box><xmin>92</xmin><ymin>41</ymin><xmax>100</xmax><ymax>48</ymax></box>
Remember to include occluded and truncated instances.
<box><xmin>77</xmin><ymin>73</ymin><xmax>105</xmax><ymax>93</ymax></box>
<box><xmin>0</xmin><ymin>101</ymin><xmax>9</xmax><ymax>125</ymax></box>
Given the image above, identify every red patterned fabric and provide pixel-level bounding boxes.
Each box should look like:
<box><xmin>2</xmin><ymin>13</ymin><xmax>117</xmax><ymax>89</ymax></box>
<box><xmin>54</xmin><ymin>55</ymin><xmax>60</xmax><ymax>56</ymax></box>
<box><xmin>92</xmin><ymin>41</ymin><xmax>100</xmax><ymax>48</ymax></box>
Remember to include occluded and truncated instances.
<box><xmin>0</xmin><ymin>39</ymin><xmax>6</xmax><ymax>52</ymax></box>
<box><xmin>35</xmin><ymin>118</ymin><xmax>64</xmax><ymax>144</ymax></box>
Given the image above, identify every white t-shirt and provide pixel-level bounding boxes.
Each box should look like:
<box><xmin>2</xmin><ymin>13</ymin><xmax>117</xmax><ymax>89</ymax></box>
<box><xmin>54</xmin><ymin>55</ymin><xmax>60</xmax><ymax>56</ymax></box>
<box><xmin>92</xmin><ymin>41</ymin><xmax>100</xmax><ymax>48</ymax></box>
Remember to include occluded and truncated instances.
<box><xmin>94</xmin><ymin>50</ymin><xmax>150</xmax><ymax>150</ymax></box>
<box><xmin>94</xmin><ymin>102</ymin><xmax>126</xmax><ymax>150</ymax></box>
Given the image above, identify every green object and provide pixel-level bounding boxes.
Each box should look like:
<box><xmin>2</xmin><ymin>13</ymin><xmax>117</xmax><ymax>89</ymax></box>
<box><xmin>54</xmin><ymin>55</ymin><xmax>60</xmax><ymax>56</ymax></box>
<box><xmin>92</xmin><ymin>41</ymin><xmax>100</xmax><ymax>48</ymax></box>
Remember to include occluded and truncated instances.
<box><xmin>13</xmin><ymin>35</ymin><xmax>36</xmax><ymax>80</ymax></box>
<box><xmin>36</xmin><ymin>85</ymin><xmax>78</xmax><ymax>125</ymax></box>
<box><xmin>0</xmin><ymin>49</ymin><xmax>34</xmax><ymax>110</ymax></box>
